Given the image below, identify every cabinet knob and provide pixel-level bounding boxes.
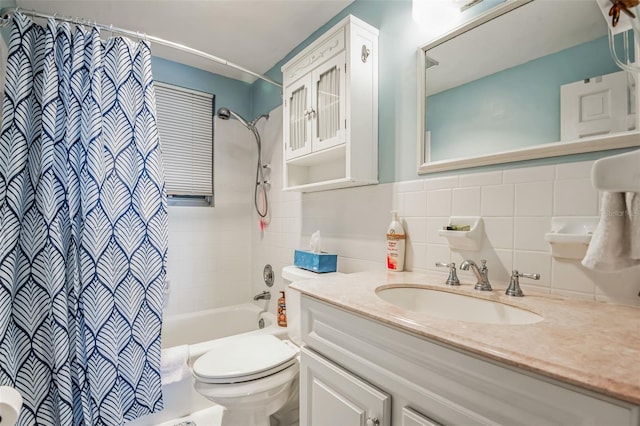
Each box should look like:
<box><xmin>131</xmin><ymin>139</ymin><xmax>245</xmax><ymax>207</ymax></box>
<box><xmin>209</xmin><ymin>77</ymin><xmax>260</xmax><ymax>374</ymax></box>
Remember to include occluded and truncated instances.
<box><xmin>304</xmin><ymin>108</ymin><xmax>316</xmax><ymax>118</ymax></box>
<box><xmin>366</xmin><ymin>417</ymin><xmax>380</xmax><ymax>426</ymax></box>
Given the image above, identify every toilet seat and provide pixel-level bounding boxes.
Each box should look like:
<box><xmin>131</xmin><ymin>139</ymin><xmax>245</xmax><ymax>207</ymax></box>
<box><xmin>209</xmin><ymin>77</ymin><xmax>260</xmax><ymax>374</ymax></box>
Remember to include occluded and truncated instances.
<box><xmin>193</xmin><ymin>335</ymin><xmax>297</xmax><ymax>384</ymax></box>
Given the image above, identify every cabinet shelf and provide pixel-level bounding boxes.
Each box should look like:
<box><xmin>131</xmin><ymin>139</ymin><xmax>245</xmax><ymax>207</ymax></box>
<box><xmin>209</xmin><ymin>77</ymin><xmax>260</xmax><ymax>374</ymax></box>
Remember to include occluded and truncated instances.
<box><xmin>286</xmin><ymin>144</ymin><xmax>346</xmax><ymax>167</ymax></box>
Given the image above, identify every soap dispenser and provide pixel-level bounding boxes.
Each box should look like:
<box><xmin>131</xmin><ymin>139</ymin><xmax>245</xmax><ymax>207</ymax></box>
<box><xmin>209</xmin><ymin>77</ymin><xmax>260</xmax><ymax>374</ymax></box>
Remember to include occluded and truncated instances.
<box><xmin>386</xmin><ymin>211</ymin><xmax>406</xmax><ymax>271</ymax></box>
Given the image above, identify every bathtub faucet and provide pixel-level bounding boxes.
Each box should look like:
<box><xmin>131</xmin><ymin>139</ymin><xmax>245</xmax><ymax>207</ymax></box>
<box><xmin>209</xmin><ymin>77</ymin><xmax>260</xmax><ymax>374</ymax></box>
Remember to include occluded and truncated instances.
<box><xmin>253</xmin><ymin>291</ymin><xmax>271</xmax><ymax>301</ymax></box>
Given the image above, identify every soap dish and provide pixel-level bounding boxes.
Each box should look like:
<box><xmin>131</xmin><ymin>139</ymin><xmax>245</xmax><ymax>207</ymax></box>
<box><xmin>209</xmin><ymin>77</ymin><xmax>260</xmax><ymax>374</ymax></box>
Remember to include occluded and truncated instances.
<box><xmin>438</xmin><ymin>217</ymin><xmax>483</xmax><ymax>251</ymax></box>
<box><xmin>544</xmin><ymin>217</ymin><xmax>599</xmax><ymax>260</ymax></box>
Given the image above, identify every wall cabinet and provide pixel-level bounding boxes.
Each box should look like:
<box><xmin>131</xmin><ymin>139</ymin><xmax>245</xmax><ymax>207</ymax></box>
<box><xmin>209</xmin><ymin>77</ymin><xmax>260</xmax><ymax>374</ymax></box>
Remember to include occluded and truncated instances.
<box><xmin>281</xmin><ymin>15</ymin><xmax>378</xmax><ymax>192</ymax></box>
<box><xmin>300</xmin><ymin>295</ymin><xmax>640</xmax><ymax>426</ymax></box>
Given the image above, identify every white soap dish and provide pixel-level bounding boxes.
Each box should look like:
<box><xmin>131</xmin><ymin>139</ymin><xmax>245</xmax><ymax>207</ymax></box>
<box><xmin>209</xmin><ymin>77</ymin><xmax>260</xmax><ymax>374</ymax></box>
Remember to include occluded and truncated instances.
<box><xmin>544</xmin><ymin>217</ymin><xmax>599</xmax><ymax>260</ymax></box>
<box><xmin>438</xmin><ymin>217</ymin><xmax>483</xmax><ymax>251</ymax></box>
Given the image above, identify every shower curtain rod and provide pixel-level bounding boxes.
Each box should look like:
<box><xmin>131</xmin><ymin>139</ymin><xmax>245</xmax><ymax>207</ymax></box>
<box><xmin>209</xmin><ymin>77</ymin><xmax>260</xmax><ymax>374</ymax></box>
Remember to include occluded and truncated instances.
<box><xmin>0</xmin><ymin>7</ymin><xmax>283</xmax><ymax>89</ymax></box>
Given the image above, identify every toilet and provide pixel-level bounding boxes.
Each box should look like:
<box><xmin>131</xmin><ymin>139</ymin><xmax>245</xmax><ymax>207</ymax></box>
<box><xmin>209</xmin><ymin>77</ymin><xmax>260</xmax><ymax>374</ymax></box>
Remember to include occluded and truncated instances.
<box><xmin>192</xmin><ymin>266</ymin><xmax>342</xmax><ymax>426</ymax></box>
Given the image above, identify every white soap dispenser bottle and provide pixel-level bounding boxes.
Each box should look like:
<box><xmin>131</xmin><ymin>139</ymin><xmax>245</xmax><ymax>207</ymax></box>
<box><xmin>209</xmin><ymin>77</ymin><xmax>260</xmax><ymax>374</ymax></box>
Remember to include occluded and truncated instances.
<box><xmin>386</xmin><ymin>211</ymin><xmax>406</xmax><ymax>271</ymax></box>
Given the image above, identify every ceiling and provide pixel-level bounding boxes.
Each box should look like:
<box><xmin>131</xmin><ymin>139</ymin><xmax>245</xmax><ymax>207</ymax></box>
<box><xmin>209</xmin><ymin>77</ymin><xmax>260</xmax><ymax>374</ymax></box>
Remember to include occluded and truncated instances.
<box><xmin>15</xmin><ymin>0</ymin><xmax>354</xmax><ymax>84</ymax></box>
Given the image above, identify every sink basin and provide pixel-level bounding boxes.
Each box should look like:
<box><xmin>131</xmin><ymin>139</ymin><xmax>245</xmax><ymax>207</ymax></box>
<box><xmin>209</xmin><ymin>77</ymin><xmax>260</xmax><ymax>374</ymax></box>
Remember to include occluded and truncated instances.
<box><xmin>376</xmin><ymin>286</ymin><xmax>543</xmax><ymax>325</ymax></box>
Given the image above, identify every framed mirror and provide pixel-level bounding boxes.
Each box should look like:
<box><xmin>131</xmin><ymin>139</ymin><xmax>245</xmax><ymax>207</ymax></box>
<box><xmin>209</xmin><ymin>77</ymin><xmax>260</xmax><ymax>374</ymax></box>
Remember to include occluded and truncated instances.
<box><xmin>417</xmin><ymin>0</ymin><xmax>640</xmax><ymax>174</ymax></box>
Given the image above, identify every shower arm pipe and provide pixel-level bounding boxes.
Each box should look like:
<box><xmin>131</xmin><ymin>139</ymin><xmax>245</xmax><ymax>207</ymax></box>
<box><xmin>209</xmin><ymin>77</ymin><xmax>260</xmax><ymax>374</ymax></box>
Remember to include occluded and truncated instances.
<box><xmin>0</xmin><ymin>7</ymin><xmax>283</xmax><ymax>89</ymax></box>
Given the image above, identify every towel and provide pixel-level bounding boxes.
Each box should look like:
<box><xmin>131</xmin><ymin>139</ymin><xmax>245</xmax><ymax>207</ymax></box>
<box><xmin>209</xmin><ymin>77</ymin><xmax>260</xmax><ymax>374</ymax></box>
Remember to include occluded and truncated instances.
<box><xmin>161</xmin><ymin>345</ymin><xmax>190</xmax><ymax>386</ymax></box>
<box><xmin>582</xmin><ymin>192</ymin><xmax>640</xmax><ymax>271</ymax></box>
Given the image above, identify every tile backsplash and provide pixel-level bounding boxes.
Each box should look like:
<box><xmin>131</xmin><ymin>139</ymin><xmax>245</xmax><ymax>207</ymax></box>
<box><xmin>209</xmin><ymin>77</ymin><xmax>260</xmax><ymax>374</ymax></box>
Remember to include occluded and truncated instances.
<box><xmin>295</xmin><ymin>161</ymin><xmax>640</xmax><ymax>307</ymax></box>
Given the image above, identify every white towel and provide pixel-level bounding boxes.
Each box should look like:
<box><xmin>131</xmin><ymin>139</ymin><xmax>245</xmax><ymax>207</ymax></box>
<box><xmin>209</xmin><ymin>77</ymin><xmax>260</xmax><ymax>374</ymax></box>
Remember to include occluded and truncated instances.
<box><xmin>161</xmin><ymin>345</ymin><xmax>190</xmax><ymax>386</ymax></box>
<box><xmin>582</xmin><ymin>191</ymin><xmax>640</xmax><ymax>271</ymax></box>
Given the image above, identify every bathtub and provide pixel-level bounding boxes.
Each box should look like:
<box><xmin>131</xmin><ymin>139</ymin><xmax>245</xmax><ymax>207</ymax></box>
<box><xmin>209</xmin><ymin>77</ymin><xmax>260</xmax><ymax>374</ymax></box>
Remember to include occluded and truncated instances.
<box><xmin>127</xmin><ymin>303</ymin><xmax>285</xmax><ymax>426</ymax></box>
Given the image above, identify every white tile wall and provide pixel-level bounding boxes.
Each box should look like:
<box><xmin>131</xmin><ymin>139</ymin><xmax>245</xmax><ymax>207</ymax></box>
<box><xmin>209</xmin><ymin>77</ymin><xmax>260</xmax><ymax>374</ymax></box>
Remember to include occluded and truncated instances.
<box><xmin>164</xmin><ymin>118</ymin><xmax>255</xmax><ymax>315</ymax></box>
<box><xmin>282</xmin><ymin>161</ymin><xmax>640</xmax><ymax>307</ymax></box>
<box><xmin>180</xmin><ymin>108</ymin><xmax>638</xmax><ymax>312</ymax></box>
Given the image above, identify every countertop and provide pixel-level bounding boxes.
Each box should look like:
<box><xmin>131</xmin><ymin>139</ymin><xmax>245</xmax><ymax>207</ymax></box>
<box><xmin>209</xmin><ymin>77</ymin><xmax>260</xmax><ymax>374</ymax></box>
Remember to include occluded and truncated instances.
<box><xmin>290</xmin><ymin>270</ymin><xmax>640</xmax><ymax>405</ymax></box>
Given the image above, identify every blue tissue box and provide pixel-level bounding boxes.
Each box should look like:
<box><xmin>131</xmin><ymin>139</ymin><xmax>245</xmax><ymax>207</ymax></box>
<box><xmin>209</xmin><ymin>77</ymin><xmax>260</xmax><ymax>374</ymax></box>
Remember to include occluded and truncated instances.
<box><xmin>294</xmin><ymin>250</ymin><xmax>337</xmax><ymax>273</ymax></box>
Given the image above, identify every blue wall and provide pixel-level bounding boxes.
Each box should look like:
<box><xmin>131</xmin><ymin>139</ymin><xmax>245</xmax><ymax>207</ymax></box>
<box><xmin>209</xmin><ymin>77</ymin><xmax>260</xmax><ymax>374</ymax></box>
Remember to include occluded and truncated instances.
<box><xmin>152</xmin><ymin>57</ymin><xmax>252</xmax><ymax>119</ymax></box>
<box><xmin>427</xmin><ymin>36</ymin><xmax>620</xmax><ymax>162</ymax></box>
<box><xmin>251</xmin><ymin>0</ymin><xmax>633</xmax><ymax>183</ymax></box>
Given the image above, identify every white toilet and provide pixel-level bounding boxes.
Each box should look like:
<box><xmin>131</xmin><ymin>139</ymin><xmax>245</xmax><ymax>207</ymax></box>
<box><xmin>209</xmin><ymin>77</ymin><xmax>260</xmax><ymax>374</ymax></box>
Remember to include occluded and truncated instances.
<box><xmin>192</xmin><ymin>266</ymin><xmax>342</xmax><ymax>426</ymax></box>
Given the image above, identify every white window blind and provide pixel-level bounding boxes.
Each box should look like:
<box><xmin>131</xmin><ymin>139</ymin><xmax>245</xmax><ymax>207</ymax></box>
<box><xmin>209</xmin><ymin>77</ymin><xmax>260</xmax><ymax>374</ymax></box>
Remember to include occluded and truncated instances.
<box><xmin>155</xmin><ymin>82</ymin><xmax>214</xmax><ymax>203</ymax></box>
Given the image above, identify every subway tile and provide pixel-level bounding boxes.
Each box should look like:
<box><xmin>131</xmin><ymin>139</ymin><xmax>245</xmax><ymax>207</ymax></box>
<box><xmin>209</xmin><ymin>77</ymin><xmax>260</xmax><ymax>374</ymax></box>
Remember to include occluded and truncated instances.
<box><xmin>481</xmin><ymin>184</ymin><xmax>514</xmax><ymax>217</ymax></box>
<box><xmin>394</xmin><ymin>180</ymin><xmax>425</xmax><ymax>193</ymax></box>
<box><xmin>513</xmin><ymin>250</ymin><xmax>552</xmax><ymax>287</ymax></box>
<box><xmin>404</xmin><ymin>191</ymin><xmax>427</xmax><ymax>217</ymax></box>
<box><xmin>553</xmin><ymin>179</ymin><xmax>598</xmax><ymax>216</ymax></box>
<box><xmin>404</xmin><ymin>217</ymin><xmax>427</xmax><ymax>244</ymax></box>
<box><xmin>452</xmin><ymin>187</ymin><xmax>481</xmax><ymax>216</ymax></box>
<box><xmin>426</xmin><ymin>217</ymin><xmax>450</xmax><ymax>244</ymax></box>
<box><xmin>405</xmin><ymin>242</ymin><xmax>427</xmax><ymax>271</ymax></box>
<box><xmin>424</xmin><ymin>175</ymin><xmax>459</xmax><ymax>190</ymax></box>
<box><xmin>483</xmin><ymin>217</ymin><xmax>514</xmax><ymax>250</ymax></box>
<box><xmin>426</xmin><ymin>189</ymin><xmax>452</xmax><ymax>217</ymax></box>
<box><xmin>503</xmin><ymin>165</ymin><xmax>555</xmax><ymax>183</ymax></box>
<box><xmin>338</xmin><ymin>257</ymin><xmax>386</xmax><ymax>274</ymax></box>
<box><xmin>425</xmin><ymin>244</ymin><xmax>451</xmax><ymax>272</ymax></box>
<box><xmin>515</xmin><ymin>182</ymin><xmax>553</xmax><ymax>216</ymax></box>
<box><xmin>459</xmin><ymin>171</ymin><xmax>502</xmax><ymax>187</ymax></box>
<box><xmin>551</xmin><ymin>259</ymin><xmax>597</xmax><ymax>295</ymax></box>
<box><xmin>394</xmin><ymin>192</ymin><xmax>405</xmax><ymax>214</ymax></box>
<box><xmin>555</xmin><ymin>161</ymin><xmax>594</xmax><ymax>180</ymax></box>
<box><xmin>514</xmin><ymin>217</ymin><xmax>551</xmax><ymax>251</ymax></box>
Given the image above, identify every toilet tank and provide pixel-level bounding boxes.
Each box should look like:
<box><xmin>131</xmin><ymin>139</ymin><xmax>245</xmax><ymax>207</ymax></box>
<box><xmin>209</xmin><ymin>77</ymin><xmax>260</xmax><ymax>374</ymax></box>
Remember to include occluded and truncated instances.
<box><xmin>282</xmin><ymin>266</ymin><xmax>343</xmax><ymax>346</ymax></box>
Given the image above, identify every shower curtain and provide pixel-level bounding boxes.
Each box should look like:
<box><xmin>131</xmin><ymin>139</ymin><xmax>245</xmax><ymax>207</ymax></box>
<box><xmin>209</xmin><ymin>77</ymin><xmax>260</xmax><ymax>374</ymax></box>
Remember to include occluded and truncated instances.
<box><xmin>0</xmin><ymin>13</ymin><xmax>167</xmax><ymax>426</ymax></box>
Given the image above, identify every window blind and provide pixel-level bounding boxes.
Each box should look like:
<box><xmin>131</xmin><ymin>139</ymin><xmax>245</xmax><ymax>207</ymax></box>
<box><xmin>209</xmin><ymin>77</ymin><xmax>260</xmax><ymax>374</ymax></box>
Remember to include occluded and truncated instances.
<box><xmin>155</xmin><ymin>82</ymin><xmax>214</xmax><ymax>202</ymax></box>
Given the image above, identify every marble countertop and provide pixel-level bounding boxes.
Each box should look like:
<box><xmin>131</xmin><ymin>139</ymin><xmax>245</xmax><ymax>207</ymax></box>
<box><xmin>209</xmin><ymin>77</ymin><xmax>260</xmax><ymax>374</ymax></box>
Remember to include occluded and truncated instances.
<box><xmin>290</xmin><ymin>270</ymin><xmax>640</xmax><ymax>405</ymax></box>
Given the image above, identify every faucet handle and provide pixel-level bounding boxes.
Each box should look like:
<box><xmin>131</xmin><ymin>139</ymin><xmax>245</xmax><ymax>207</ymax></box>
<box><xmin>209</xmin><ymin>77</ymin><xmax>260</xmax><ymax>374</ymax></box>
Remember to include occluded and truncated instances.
<box><xmin>435</xmin><ymin>262</ymin><xmax>460</xmax><ymax>286</ymax></box>
<box><xmin>506</xmin><ymin>270</ymin><xmax>540</xmax><ymax>297</ymax></box>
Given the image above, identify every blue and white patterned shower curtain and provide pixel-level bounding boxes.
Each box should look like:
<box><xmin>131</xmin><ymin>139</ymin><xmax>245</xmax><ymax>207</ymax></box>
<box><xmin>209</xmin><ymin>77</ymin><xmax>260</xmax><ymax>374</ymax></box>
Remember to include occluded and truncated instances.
<box><xmin>0</xmin><ymin>13</ymin><xmax>167</xmax><ymax>426</ymax></box>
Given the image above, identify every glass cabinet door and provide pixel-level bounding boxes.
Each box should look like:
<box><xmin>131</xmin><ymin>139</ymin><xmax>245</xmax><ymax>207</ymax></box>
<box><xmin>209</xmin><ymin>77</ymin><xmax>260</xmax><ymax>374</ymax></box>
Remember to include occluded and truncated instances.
<box><xmin>313</xmin><ymin>52</ymin><xmax>346</xmax><ymax>152</ymax></box>
<box><xmin>284</xmin><ymin>74</ymin><xmax>313</xmax><ymax>160</ymax></box>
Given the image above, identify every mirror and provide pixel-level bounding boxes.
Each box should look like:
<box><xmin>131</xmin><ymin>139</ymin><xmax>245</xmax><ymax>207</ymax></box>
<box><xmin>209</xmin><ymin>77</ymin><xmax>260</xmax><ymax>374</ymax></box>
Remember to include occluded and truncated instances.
<box><xmin>417</xmin><ymin>0</ymin><xmax>640</xmax><ymax>174</ymax></box>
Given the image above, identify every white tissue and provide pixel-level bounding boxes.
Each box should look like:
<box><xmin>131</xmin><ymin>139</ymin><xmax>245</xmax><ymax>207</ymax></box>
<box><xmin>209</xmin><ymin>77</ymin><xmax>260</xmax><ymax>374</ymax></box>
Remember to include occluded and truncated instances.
<box><xmin>161</xmin><ymin>345</ymin><xmax>190</xmax><ymax>386</ymax></box>
<box><xmin>0</xmin><ymin>386</ymin><xmax>23</xmax><ymax>426</ymax></box>
<box><xmin>309</xmin><ymin>230</ymin><xmax>322</xmax><ymax>253</ymax></box>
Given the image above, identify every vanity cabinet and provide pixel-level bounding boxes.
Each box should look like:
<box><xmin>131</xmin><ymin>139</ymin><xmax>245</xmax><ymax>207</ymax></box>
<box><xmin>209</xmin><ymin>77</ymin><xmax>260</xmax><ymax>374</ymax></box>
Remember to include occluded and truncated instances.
<box><xmin>300</xmin><ymin>346</ymin><xmax>390</xmax><ymax>426</ymax></box>
<box><xmin>300</xmin><ymin>295</ymin><xmax>640</xmax><ymax>426</ymax></box>
<box><xmin>281</xmin><ymin>15</ymin><xmax>378</xmax><ymax>192</ymax></box>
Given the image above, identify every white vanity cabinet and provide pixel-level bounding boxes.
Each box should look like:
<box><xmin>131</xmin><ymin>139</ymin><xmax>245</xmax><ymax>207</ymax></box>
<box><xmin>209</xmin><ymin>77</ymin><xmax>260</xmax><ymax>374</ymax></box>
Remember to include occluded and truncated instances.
<box><xmin>299</xmin><ymin>295</ymin><xmax>640</xmax><ymax>426</ymax></box>
<box><xmin>281</xmin><ymin>15</ymin><xmax>378</xmax><ymax>192</ymax></box>
<box><xmin>300</xmin><ymin>347</ymin><xmax>390</xmax><ymax>426</ymax></box>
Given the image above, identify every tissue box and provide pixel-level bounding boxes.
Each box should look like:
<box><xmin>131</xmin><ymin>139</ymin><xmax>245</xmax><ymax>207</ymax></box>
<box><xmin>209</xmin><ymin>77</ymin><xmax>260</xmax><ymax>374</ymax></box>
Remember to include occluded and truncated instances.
<box><xmin>293</xmin><ymin>250</ymin><xmax>337</xmax><ymax>273</ymax></box>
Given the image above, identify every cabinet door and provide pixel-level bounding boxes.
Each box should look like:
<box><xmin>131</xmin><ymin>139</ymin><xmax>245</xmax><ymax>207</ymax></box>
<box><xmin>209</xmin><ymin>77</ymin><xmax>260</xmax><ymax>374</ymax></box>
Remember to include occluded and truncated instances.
<box><xmin>284</xmin><ymin>74</ymin><xmax>313</xmax><ymax>160</ymax></box>
<box><xmin>301</xmin><ymin>347</ymin><xmax>390</xmax><ymax>426</ymax></box>
<box><xmin>311</xmin><ymin>52</ymin><xmax>347</xmax><ymax>153</ymax></box>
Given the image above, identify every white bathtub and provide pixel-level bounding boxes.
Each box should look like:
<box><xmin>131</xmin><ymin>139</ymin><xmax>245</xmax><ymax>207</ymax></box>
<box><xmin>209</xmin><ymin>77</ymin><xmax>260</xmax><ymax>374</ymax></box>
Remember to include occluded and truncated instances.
<box><xmin>127</xmin><ymin>303</ymin><xmax>285</xmax><ymax>426</ymax></box>
<box><xmin>163</xmin><ymin>303</ymin><xmax>285</xmax><ymax>359</ymax></box>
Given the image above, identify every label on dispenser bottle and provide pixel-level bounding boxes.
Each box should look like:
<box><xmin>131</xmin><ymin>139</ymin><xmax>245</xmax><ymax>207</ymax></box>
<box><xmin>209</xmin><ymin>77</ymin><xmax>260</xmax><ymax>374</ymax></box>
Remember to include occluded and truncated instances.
<box><xmin>386</xmin><ymin>232</ymin><xmax>406</xmax><ymax>271</ymax></box>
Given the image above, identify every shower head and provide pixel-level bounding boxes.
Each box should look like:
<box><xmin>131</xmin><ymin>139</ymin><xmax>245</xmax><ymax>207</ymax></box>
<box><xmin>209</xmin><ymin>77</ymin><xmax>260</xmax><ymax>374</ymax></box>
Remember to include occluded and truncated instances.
<box><xmin>216</xmin><ymin>107</ymin><xmax>250</xmax><ymax>129</ymax></box>
<box><xmin>216</xmin><ymin>107</ymin><xmax>231</xmax><ymax>120</ymax></box>
<box><xmin>216</xmin><ymin>107</ymin><xmax>268</xmax><ymax>129</ymax></box>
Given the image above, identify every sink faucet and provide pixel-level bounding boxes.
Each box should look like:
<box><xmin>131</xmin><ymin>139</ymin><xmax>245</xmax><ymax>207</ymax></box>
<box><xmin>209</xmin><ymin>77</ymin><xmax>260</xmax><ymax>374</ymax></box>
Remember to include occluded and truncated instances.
<box><xmin>460</xmin><ymin>259</ymin><xmax>492</xmax><ymax>291</ymax></box>
<box><xmin>253</xmin><ymin>291</ymin><xmax>271</xmax><ymax>301</ymax></box>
